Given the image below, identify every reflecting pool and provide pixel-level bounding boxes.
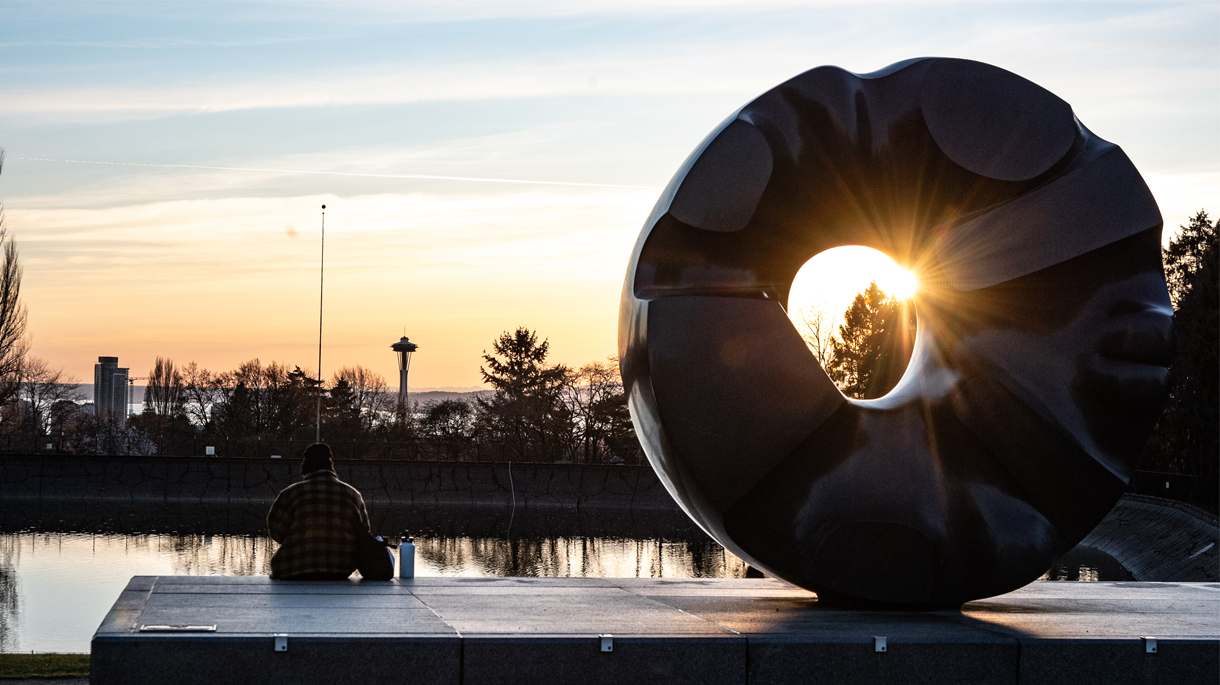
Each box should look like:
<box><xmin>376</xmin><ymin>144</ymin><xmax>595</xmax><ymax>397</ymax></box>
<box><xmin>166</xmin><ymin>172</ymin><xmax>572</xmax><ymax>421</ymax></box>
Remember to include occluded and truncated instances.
<box><xmin>0</xmin><ymin>501</ymin><xmax>1131</xmax><ymax>653</ymax></box>
<box><xmin>0</xmin><ymin>503</ymin><xmax>744</xmax><ymax>653</ymax></box>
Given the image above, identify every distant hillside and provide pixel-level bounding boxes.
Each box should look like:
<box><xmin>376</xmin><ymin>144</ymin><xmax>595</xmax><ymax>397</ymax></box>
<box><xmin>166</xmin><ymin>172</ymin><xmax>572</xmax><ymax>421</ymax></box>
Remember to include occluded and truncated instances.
<box><xmin>72</xmin><ymin>385</ymin><xmax>488</xmax><ymax>408</ymax></box>
<box><xmin>410</xmin><ymin>390</ymin><xmax>491</xmax><ymax>405</ymax></box>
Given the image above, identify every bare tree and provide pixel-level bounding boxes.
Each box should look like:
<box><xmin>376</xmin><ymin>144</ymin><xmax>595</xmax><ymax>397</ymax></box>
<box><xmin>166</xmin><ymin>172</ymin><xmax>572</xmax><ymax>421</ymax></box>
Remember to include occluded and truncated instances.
<box><xmin>0</xmin><ymin>150</ymin><xmax>29</xmax><ymax>411</ymax></box>
<box><xmin>181</xmin><ymin>361</ymin><xmax>219</xmax><ymax>428</ymax></box>
<box><xmin>144</xmin><ymin>356</ymin><xmax>185</xmax><ymax>417</ymax></box>
<box><xmin>793</xmin><ymin>300</ymin><xmax>836</xmax><ymax>368</ymax></box>
<box><xmin>16</xmin><ymin>356</ymin><xmax>84</xmax><ymax>450</ymax></box>
<box><xmin>560</xmin><ymin>357</ymin><xmax>626</xmax><ymax>463</ymax></box>
<box><xmin>331</xmin><ymin>365</ymin><xmax>392</xmax><ymax>430</ymax></box>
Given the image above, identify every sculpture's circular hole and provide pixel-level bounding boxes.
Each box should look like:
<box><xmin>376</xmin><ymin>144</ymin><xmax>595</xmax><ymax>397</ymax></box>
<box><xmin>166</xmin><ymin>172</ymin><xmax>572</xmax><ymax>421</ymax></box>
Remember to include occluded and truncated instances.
<box><xmin>786</xmin><ymin>246</ymin><xmax>918</xmax><ymax>399</ymax></box>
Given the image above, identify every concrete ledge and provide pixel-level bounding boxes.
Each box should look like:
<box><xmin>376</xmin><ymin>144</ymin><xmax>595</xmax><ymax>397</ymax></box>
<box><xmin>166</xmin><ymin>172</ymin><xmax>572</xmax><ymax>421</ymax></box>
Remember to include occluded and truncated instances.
<box><xmin>92</xmin><ymin>578</ymin><xmax>1219</xmax><ymax>685</ymax></box>
<box><xmin>1077</xmin><ymin>495</ymin><xmax>1219</xmax><ymax>581</ymax></box>
<box><xmin>91</xmin><ymin>636</ymin><xmax>460</xmax><ymax>685</ymax></box>
<box><xmin>0</xmin><ymin>456</ymin><xmax>678</xmax><ymax>510</ymax></box>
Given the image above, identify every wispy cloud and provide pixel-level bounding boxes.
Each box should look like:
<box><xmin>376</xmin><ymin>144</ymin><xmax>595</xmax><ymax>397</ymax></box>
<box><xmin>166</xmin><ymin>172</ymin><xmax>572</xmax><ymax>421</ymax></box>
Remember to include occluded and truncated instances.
<box><xmin>17</xmin><ymin>157</ymin><xmax>661</xmax><ymax>190</ymax></box>
<box><xmin>0</xmin><ymin>55</ymin><xmax>783</xmax><ymax>121</ymax></box>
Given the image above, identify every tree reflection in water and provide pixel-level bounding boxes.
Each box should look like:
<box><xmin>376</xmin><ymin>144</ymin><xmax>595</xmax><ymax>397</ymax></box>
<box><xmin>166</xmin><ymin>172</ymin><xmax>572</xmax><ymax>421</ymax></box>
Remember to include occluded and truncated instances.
<box><xmin>0</xmin><ymin>529</ymin><xmax>743</xmax><ymax>584</ymax></box>
<box><xmin>0</xmin><ymin>503</ymin><xmax>749</xmax><ymax>582</ymax></box>
<box><xmin>415</xmin><ymin>536</ymin><xmax>747</xmax><ymax>578</ymax></box>
<box><xmin>0</xmin><ymin>532</ymin><xmax>275</xmax><ymax>578</ymax></box>
<box><xmin>0</xmin><ymin>535</ymin><xmax>19</xmax><ymax>652</ymax></box>
<box><xmin>167</xmin><ymin>534</ymin><xmax>275</xmax><ymax>576</ymax></box>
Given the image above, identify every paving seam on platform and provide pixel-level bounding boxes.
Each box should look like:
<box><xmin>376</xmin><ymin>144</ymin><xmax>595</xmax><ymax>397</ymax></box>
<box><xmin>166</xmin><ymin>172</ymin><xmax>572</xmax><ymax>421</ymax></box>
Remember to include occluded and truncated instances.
<box><xmin>133</xmin><ymin>576</ymin><xmax>156</xmax><ymax>631</ymax></box>
<box><xmin>405</xmin><ymin>586</ymin><xmax>463</xmax><ymax>639</ymax></box>
<box><xmin>608</xmin><ymin>580</ymin><xmax>743</xmax><ymax>636</ymax></box>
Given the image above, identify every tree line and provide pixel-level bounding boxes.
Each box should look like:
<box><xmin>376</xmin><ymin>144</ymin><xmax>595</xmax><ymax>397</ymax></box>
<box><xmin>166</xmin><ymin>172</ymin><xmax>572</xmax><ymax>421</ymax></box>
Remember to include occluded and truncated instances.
<box><xmin>0</xmin><ymin>326</ymin><xmax>638</xmax><ymax>464</ymax></box>
<box><xmin>120</xmin><ymin>327</ymin><xmax>636</xmax><ymax>463</ymax></box>
<box><xmin>1140</xmin><ymin>210</ymin><xmax>1218</xmax><ymax>483</ymax></box>
<box><xmin>0</xmin><ymin>142</ymin><xmax>1212</xmax><ymax>478</ymax></box>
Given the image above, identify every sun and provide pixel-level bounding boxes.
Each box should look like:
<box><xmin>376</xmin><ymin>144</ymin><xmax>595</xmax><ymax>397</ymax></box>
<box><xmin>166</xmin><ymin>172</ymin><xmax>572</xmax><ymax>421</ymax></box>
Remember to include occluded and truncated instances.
<box><xmin>786</xmin><ymin>245</ymin><xmax>919</xmax><ymax>384</ymax></box>
<box><xmin>787</xmin><ymin>245</ymin><xmax>918</xmax><ymax>319</ymax></box>
<box><xmin>882</xmin><ymin>264</ymin><xmax>918</xmax><ymax>300</ymax></box>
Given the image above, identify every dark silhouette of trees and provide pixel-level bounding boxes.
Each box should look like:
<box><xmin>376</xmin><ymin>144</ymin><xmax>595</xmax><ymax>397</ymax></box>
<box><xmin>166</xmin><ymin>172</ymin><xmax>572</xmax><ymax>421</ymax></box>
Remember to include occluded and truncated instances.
<box><xmin>328</xmin><ymin>365</ymin><xmax>391</xmax><ymax>433</ymax></box>
<box><xmin>824</xmin><ymin>281</ymin><xmax>916</xmax><ymax>399</ymax></box>
<box><xmin>477</xmin><ymin>327</ymin><xmax>573</xmax><ymax>461</ymax></box>
<box><xmin>421</xmin><ymin>399</ymin><xmax>476</xmax><ymax>442</ymax></box>
<box><xmin>137</xmin><ymin>357</ymin><xmax>194</xmax><ymax>455</ymax></box>
<box><xmin>0</xmin><ymin>150</ymin><xmax>28</xmax><ymax>411</ymax></box>
<box><xmin>144</xmin><ymin>357</ymin><xmax>184</xmax><ymax>418</ymax></box>
<box><xmin>1164</xmin><ymin>210</ymin><xmax>1216</xmax><ymax>307</ymax></box>
<box><xmin>11</xmin><ymin>357</ymin><xmax>84</xmax><ymax>451</ymax></box>
<box><xmin>0</xmin><ymin>323</ymin><xmax>641</xmax><ymax>463</ymax></box>
<box><xmin>221</xmin><ymin>361</ymin><xmax>319</xmax><ymax>438</ymax></box>
<box><xmin>561</xmin><ymin>357</ymin><xmax>635</xmax><ymax>463</ymax></box>
<box><xmin>417</xmin><ymin>398</ymin><xmax>477</xmax><ymax>460</ymax></box>
<box><xmin>794</xmin><ymin>301</ymin><xmax>836</xmax><ymax>368</ymax></box>
<box><xmin>181</xmin><ymin>361</ymin><xmax>219</xmax><ymax>428</ymax></box>
<box><xmin>323</xmin><ymin>365</ymin><xmax>392</xmax><ymax>450</ymax></box>
<box><xmin>1141</xmin><ymin>210</ymin><xmax>1218</xmax><ymax>482</ymax></box>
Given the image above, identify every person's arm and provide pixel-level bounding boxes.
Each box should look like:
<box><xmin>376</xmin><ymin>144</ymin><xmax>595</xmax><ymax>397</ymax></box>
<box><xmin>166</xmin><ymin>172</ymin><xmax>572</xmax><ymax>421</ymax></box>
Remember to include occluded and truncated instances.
<box><xmin>267</xmin><ymin>487</ymin><xmax>293</xmax><ymax>543</ymax></box>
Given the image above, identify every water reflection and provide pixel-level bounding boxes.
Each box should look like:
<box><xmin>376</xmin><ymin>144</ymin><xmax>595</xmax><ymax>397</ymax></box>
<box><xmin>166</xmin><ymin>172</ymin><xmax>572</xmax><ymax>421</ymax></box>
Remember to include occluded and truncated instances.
<box><xmin>0</xmin><ymin>500</ymin><xmax>1131</xmax><ymax>653</ymax></box>
<box><xmin>0</xmin><ymin>536</ymin><xmax>20</xmax><ymax>652</ymax></box>
<box><xmin>0</xmin><ymin>500</ymin><xmax>707</xmax><ymax>543</ymax></box>
<box><xmin>415</xmin><ymin>536</ymin><xmax>745</xmax><ymax>579</ymax></box>
<box><xmin>1037</xmin><ymin>544</ymin><xmax>1134</xmax><ymax>581</ymax></box>
<box><xmin>0</xmin><ymin>504</ymin><xmax>747</xmax><ymax>653</ymax></box>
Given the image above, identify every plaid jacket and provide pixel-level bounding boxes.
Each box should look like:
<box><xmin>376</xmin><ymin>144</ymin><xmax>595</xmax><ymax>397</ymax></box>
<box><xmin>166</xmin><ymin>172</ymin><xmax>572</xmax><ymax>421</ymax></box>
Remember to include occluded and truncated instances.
<box><xmin>267</xmin><ymin>469</ymin><xmax>370</xmax><ymax>579</ymax></box>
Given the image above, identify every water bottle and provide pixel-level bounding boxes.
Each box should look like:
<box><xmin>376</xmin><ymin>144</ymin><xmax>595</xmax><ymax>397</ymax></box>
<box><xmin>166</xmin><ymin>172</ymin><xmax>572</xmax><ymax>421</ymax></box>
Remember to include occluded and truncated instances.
<box><xmin>399</xmin><ymin>533</ymin><xmax>415</xmax><ymax>579</ymax></box>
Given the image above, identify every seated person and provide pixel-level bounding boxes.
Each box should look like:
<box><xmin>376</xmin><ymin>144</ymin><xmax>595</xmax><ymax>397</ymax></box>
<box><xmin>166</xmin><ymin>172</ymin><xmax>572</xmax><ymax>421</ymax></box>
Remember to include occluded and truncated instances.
<box><xmin>267</xmin><ymin>443</ymin><xmax>370</xmax><ymax>580</ymax></box>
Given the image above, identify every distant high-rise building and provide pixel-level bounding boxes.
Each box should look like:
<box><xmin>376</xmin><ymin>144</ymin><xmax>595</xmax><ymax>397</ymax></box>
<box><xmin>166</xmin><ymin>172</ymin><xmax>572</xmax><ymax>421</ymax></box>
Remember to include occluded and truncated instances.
<box><xmin>94</xmin><ymin>356</ymin><xmax>129</xmax><ymax>418</ymax></box>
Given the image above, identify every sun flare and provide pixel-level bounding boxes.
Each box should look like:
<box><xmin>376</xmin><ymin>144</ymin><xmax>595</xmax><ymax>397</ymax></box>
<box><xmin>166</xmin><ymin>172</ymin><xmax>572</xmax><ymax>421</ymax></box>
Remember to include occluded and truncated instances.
<box><xmin>787</xmin><ymin>245</ymin><xmax>918</xmax><ymax>319</ymax></box>
<box><xmin>786</xmin><ymin>245</ymin><xmax>919</xmax><ymax>369</ymax></box>
<box><xmin>885</xmin><ymin>266</ymin><xmax>919</xmax><ymax>301</ymax></box>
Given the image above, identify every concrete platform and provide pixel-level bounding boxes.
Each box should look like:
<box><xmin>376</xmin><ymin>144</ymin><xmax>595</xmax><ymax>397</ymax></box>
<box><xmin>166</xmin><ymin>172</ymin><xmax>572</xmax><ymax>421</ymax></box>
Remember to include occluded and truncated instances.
<box><xmin>92</xmin><ymin>577</ymin><xmax>1219</xmax><ymax>685</ymax></box>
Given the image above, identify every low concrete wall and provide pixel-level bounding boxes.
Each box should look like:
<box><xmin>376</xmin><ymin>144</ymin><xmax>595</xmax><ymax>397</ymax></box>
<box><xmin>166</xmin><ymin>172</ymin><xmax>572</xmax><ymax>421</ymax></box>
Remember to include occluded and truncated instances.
<box><xmin>3</xmin><ymin>455</ymin><xmax>1215</xmax><ymax>581</ymax></box>
<box><xmin>1077</xmin><ymin>494</ymin><xmax>1219</xmax><ymax>581</ymax></box>
<box><xmin>0</xmin><ymin>455</ymin><xmax>680</xmax><ymax>511</ymax></box>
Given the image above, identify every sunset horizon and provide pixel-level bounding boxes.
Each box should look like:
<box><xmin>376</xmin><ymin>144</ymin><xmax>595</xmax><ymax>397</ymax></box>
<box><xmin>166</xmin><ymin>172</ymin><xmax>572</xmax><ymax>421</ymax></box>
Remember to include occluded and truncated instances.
<box><xmin>1</xmin><ymin>1</ymin><xmax>1215</xmax><ymax>390</ymax></box>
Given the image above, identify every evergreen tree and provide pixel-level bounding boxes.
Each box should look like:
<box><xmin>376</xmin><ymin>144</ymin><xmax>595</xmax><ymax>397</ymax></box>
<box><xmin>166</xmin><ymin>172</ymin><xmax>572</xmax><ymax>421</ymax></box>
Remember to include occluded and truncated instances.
<box><xmin>825</xmin><ymin>281</ymin><xmax>916</xmax><ymax>399</ymax></box>
<box><xmin>1141</xmin><ymin>210</ymin><xmax>1218</xmax><ymax>484</ymax></box>
<box><xmin>477</xmin><ymin>327</ymin><xmax>572</xmax><ymax>460</ymax></box>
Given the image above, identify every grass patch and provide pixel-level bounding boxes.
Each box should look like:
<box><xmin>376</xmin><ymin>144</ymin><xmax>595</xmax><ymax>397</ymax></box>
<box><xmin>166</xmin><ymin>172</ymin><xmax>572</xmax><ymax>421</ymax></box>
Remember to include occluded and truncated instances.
<box><xmin>0</xmin><ymin>653</ymin><xmax>89</xmax><ymax>678</ymax></box>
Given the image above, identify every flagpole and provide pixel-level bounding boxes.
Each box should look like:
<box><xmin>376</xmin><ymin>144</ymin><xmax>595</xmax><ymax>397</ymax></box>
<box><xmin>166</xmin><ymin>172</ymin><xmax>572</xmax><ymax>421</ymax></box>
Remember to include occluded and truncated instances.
<box><xmin>316</xmin><ymin>204</ymin><xmax>325</xmax><ymax>443</ymax></box>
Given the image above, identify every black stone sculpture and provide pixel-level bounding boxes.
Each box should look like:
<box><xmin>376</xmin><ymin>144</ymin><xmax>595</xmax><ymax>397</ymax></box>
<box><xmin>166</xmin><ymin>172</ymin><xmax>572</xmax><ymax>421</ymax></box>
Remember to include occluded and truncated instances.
<box><xmin>619</xmin><ymin>58</ymin><xmax>1172</xmax><ymax>606</ymax></box>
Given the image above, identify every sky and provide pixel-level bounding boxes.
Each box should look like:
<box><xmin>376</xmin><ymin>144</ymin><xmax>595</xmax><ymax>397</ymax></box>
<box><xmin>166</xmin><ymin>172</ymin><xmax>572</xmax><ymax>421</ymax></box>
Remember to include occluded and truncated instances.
<box><xmin>0</xmin><ymin>1</ymin><xmax>1216</xmax><ymax>390</ymax></box>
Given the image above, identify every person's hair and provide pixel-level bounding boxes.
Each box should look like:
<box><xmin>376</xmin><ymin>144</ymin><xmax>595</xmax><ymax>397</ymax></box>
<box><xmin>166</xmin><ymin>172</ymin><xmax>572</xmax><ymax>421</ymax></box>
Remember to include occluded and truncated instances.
<box><xmin>301</xmin><ymin>443</ymin><xmax>334</xmax><ymax>475</ymax></box>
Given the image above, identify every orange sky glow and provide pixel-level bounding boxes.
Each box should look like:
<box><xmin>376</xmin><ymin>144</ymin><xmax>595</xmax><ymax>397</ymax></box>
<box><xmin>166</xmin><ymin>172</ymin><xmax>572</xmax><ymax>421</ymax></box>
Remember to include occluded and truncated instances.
<box><xmin>1</xmin><ymin>2</ymin><xmax>1215</xmax><ymax>391</ymax></box>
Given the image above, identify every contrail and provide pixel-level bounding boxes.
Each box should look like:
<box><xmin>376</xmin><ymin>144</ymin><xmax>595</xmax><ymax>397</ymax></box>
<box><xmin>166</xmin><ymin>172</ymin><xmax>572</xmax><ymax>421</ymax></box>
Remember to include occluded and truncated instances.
<box><xmin>19</xmin><ymin>157</ymin><xmax>661</xmax><ymax>190</ymax></box>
